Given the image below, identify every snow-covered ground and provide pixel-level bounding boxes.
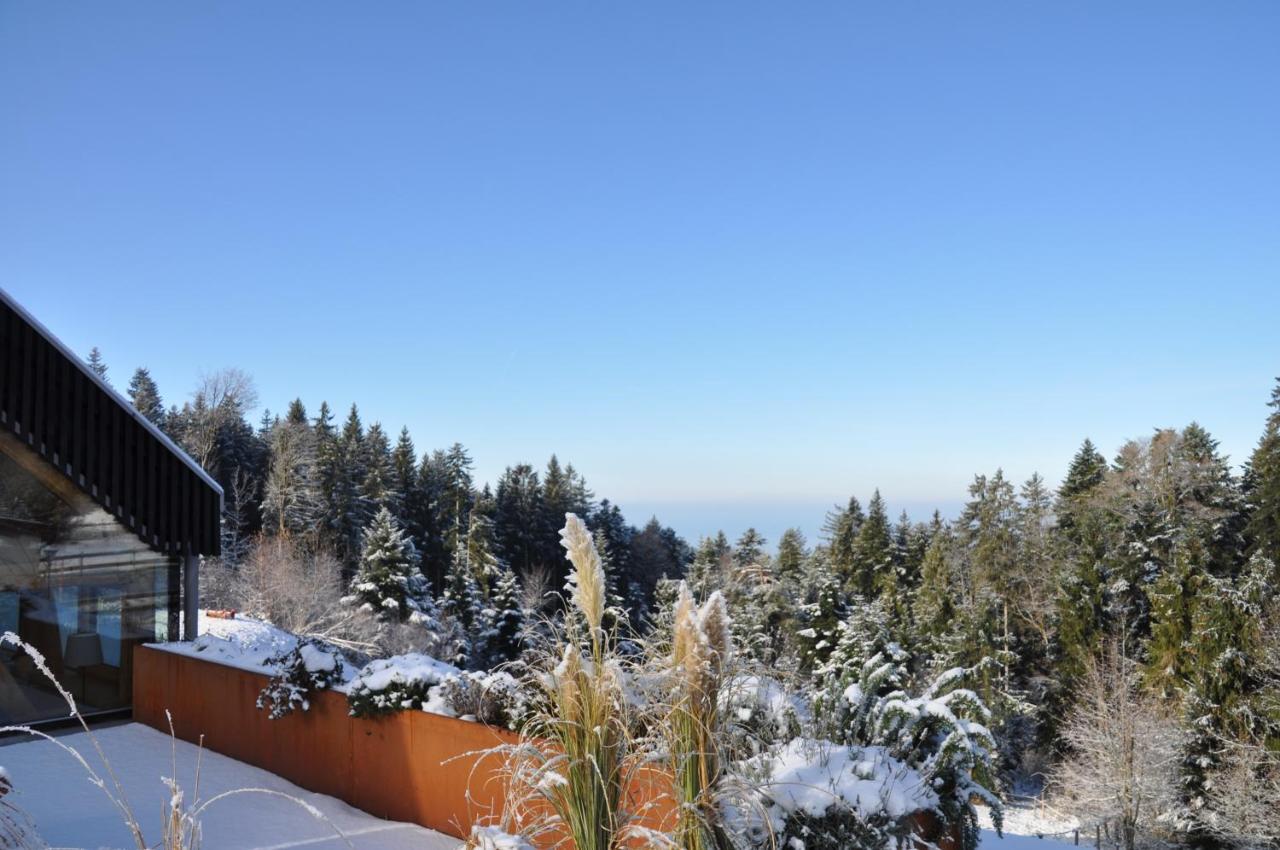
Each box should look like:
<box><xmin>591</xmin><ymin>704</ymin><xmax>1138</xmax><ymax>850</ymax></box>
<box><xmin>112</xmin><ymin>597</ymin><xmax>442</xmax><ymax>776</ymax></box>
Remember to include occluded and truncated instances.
<box><xmin>977</xmin><ymin>795</ymin><xmax>1083</xmax><ymax>850</ymax></box>
<box><xmin>0</xmin><ymin>723</ymin><xmax>459</xmax><ymax>849</ymax></box>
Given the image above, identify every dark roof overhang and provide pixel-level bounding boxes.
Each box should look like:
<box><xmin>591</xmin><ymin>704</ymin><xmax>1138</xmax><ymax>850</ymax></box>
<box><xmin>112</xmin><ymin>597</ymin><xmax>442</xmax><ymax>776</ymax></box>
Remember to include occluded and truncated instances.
<box><xmin>0</xmin><ymin>288</ymin><xmax>223</xmax><ymax>556</ymax></box>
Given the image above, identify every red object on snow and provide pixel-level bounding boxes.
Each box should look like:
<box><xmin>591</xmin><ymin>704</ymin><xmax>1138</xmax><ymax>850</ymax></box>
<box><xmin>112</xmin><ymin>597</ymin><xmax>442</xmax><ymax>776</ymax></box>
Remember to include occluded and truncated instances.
<box><xmin>206</xmin><ymin>609</ymin><xmax>237</xmax><ymax>620</ymax></box>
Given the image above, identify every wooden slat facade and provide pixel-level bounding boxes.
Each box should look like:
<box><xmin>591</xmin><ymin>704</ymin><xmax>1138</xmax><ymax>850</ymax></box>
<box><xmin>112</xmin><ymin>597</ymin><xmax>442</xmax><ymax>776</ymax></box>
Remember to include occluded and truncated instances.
<box><xmin>0</xmin><ymin>289</ymin><xmax>222</xmax><ymax>557</ymax></box>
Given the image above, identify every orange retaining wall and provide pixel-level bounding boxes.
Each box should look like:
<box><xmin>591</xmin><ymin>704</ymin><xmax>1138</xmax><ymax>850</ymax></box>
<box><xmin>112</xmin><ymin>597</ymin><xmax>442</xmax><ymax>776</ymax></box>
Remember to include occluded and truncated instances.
<box><xmin>134</xmin><ymin>647</ymin><xmax>952</xmax><ymax>849</ymax></box>
<box><xmin>133</xmin><ymin>646</ymin><xmax>522</xmax><ymax>839</ymax></box>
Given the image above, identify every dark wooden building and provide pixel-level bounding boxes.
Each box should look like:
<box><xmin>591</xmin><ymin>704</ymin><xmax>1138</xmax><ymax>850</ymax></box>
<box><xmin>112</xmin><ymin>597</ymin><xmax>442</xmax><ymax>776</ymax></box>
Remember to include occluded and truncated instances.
<box><xmin>0</xmin><ymin>287</ymin><xmax>221</xmax><ymax>723</ymax></box>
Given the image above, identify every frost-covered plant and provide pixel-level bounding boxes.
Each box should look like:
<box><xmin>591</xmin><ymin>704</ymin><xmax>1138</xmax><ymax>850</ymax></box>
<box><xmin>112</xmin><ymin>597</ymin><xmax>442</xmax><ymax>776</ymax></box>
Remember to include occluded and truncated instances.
<box><xmin>663</xmin><ymin>582</ymin><xmax>737</xmax><ymax>850</ymax></box>
<box><xmin>822</xmin><ymin>654</ymin><xmax>1002</xmax><ymax>850</ymax></box>
<box><xmin>0</xmin><ymin>769</ymin><xmax>45</xmax><ymax>849</ymax></box>
<box><xmin>731</xmin><ymin>737</ymin><xmax>935</xmax><ymax>850</ymax></box>
<box><xmin>0</xmin><ymin>632</ymin><xmax>349</xmax><ymax>850</ymax></box>
<box><xmin>501</xmin><ymin>514</ymin><xmax>648</xmax><ymax>850</ymax></box>
<box><xmin>256</xmin><ymin>638</ymin><xmax>346</xmax><ymax>720</ymax></box>
<box><xmin>346</xmin><ymin>653</ymin><xmax>460</xmax><ymax>718</ymax></box>
<box><xmin>440</xmin><ymin>670</ymin><xmax>533</xmax><ymax>731</ymax></box>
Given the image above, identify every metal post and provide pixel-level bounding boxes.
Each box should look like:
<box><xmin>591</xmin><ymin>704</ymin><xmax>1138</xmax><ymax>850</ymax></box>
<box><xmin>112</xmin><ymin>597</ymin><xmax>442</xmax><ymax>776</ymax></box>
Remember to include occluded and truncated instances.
<box><xmin>1074</xmin><ymin>830</ymin><xmax>1079</xmax><ymax>846</ymax></box>
<box><xmin>182</xmin><ymin>553</ymin><xmax>200</xmax><ymax>641</ymax></box>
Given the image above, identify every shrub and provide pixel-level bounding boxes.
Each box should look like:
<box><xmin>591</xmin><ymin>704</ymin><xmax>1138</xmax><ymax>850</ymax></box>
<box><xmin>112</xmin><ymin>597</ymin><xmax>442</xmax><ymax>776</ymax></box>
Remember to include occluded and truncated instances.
<box><xmin>440</xmin><ymin>670</ymin><xmax>533</xmax><ymax>731</ymax></box>
<box><xmin>347</xmin><ymin>653</ymin><xmax>459</xmax><ymax>718</ymax></box>
<box><xmin>256</xmin><ymin>638</ymin><xmax>346</xmax><ymax>720</ymax></box>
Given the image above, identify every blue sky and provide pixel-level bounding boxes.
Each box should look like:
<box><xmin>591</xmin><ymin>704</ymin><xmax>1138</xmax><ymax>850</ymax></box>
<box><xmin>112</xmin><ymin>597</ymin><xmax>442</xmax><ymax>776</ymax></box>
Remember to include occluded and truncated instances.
<box><xmin>2</xmin><ymin>3</ymin><xmax>1278</xmax><ymax>545</ymax></box>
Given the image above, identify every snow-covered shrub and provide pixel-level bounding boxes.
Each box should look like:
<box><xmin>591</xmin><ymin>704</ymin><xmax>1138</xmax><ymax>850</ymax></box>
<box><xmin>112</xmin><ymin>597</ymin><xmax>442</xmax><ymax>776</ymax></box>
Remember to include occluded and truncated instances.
<box><xmin>346</xmin><ymin>652</ymin><xmax>460</xmax><ymax>718</ymax></box>
<box><xmin>440</xmin><ymin>670</ymin><xmax>533</xmax><ymax>731</ymax></box>
<box><xmin>821</xmin><ymin>655</ymin><xmax>1003</xmax><ymax>850</ymax></box>
<box><xmin>732</xmin><ymin>738</ymin><xmax>936</xmax><ymax>850</ymax></box>
<box><xmin>256</xmin><ymin>638</ymin><xmax>345</xmax><ymax>720</ymax></box>
<box><xmin>720</xmin><ymin>674</ymin><xmax>810</xmax><ymax>746</ymax></box>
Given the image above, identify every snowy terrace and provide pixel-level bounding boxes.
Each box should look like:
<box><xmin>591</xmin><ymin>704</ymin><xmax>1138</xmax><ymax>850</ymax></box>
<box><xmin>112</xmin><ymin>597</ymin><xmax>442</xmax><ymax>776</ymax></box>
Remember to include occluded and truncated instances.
<box><xmin>3</xmin><ymin>610</ymin><xmax>1087</xmax><ymax>850</ymax></box>
<box><xmin>0</xmin><ymin>723</ymin><xmax>458</xmax><ymax>849</ymax></box>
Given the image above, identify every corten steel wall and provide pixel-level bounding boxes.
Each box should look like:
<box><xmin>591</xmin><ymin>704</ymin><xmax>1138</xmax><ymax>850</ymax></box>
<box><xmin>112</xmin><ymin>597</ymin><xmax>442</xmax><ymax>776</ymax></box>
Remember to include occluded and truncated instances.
<box><xmin>133</xmin><ymin>646</ymin><xmax>676</xmax><ymax>844</ymax></box>
<box><xmin>134</xmin><ymin>647</ymin><xmax>953</xmax><ymax>849</ymax></box>
<box><xmin>133</xmin><ymin>646</ymin><xmax>518</xmax><ymax>839</ymax></box>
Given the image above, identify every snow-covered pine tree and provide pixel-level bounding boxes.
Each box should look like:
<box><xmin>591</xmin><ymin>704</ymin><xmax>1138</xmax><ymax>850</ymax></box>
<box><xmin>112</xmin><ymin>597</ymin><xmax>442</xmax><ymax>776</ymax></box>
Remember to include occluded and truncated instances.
<box><xmin>796</xmin><ymin>575</ymin><xmax>847</xmax><ymax>673</ymax></box>
<box><xmin>487</xmin><ymin>562</ymin><xmax>525</xmax><ymax>665</ymax></box>
<box><xmin>442</xmin><ymin>540</ymin><xmax>488</xmax><ymax>668</ymax></box>
<box><xmin>350</xmin><ymin>507</ymin><xmax>420</xmax><ymax>621</ymax></box>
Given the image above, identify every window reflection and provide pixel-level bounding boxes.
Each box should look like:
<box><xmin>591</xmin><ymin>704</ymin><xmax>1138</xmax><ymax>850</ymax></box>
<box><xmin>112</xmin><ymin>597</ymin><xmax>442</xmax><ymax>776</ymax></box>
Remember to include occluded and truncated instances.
<box><xmin>0</xmin><ymin>443</ymin><xmax>175</xmax><ymax>725</ymax></box>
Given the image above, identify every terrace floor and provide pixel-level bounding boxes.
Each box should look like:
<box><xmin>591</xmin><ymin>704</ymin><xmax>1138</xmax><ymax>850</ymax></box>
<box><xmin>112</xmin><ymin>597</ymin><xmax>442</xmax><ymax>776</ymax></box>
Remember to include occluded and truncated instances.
<box><xmin>0</xmin><ymin>722</ymin><xmax>459</xmax><ymax>849</ymax></box>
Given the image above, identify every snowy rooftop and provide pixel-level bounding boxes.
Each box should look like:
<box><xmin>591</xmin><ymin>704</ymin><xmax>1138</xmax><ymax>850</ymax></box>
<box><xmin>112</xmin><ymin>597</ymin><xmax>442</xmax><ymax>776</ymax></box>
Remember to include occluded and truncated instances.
<box><xmin>0</xmin><ymin>723</ymin><xmax>460</xmax><ymax>849</ymax></box>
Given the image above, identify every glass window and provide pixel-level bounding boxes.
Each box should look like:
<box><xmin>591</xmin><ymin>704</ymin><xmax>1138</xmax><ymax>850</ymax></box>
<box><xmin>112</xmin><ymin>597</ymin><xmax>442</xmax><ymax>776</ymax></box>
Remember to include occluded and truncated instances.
<box><xmin>0</xmin><ymin>443</ymin><xmax>175</xmax><ymax>725</ymax></box>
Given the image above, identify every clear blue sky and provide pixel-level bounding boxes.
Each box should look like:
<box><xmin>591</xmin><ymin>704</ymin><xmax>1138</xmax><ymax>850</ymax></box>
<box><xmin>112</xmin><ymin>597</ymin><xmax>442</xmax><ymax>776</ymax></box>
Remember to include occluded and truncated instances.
<box><xmin>3</xmin><ymin>3</ymin><xmax>1278</xmax><ymax>545</ymax></box>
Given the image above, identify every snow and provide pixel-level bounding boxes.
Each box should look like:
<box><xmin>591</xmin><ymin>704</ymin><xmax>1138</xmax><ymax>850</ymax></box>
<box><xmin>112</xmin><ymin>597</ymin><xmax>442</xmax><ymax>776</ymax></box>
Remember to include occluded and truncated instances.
<box><xmin>469</xmin><ymin>825</ymin><xmax>535</xmax><ymax>849</ymax></box>
<box><xmin>980</xmin><ymin>829</ymin><xmax>1081</xmax><ymax>850</ymax></box>
<box><xmin>763</xmin><ymin>739</ymin><xmax>936</xmax><ymax>822</ymax></box>
<box><xmin>155</xmin><ymin>612</ymin><xmax>311</xmax><ymax>679</ymax></box>
<box><xmin>0</xmin><ymin>723</ymin><xmax>459</xmax><ymax>849</ymax></box>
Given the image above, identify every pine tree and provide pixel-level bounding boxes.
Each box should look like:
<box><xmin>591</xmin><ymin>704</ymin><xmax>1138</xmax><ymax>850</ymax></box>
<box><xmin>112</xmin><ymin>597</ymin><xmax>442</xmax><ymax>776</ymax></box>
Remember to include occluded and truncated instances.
<box><xmin>261</xmin><ymin>405</ymin><xmax>323</xmax><ymax>536</ymax></box>
<box><xmin>1245</xmin><ymin>378</ymin><xmax>1280</xmax><ymax>565</ymax></box>
<box><xmin>494</xmin><ymin>463</ymin><xmax>543</xmax><ymax>577</ymax></box>
<box><xmin>824</xmin><ymin>496</ymin><xmax>864</xmax><ymax>588</ymax></box>
<box><xmin>442</xmin><ymin>443</ymin><xmax>476</xmax><ymax>556</ymax></box>
<box><xmin>686</xmin><ymin>531</ymin><xmax>729</xmax><ymax>598</ymax></box>
<box><xmin>350</xmin><ymin>507</ymin><xmax>421</xmax><ymax>621</ymax></box>
<box><xmin>391</xmin><ymin>427</ymin><xmax>420</xmax><ymax>535</ymax></box>
<box><xmin>86</xmin><ymin>346</ymin><xmax>110</xmax><ymax>384</ymax></box>
<box><xmin>487</xmin><ymin>562</ymin><xmax>525</xmax><ymax>664</ymax></box>
<box><xmin>126</xmin><ymin>367</ymin><xmax>165</xmax><ymax>428</ymax></box>
<box><xmin>776</xmin><ymin>528</ymin><xmax>808</xmax><ymax>582</ymax></box>
<box><xmin>796</xmin><ymin>575</ymin><xmax>847</xmax><ymax>673</ymax></box>
<box><xmin>734</xmin><ymin>528</ymin><xmax>767</xmax><ymax>568</ymax></box>
<box><xmin>1056</xmin><ymin>438</ymin><xmax>1108</xmax><ymax>537</ymax></box>
<box><xmin>359</xmin><ymin>422</ymin><xmax>396</xmax><ymax>513</ymax></box>
<box><xmin>332</xmin><ymin>405</ymin><xmax>371</xmax><ymax>564</ymax></box>
<box><xmin>853</xmin><ymin>490</ymin><xmax>894</xmax><ymax>600</ymax></box>
<box><xmin>442</xmin><ymin>540</ymin><xmax>487</xmax><ymax>668</ymax></box>
<box><xmin>914</xmin><ymin>533</ymin><xmax>959</xmax><ymax>659</ymax></box>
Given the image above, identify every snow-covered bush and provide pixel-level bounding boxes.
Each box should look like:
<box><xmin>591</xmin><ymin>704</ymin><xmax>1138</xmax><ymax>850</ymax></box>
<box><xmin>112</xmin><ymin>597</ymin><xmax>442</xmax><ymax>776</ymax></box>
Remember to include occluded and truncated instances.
<box><xmin>819</xmin><ymin>654</ymin><xmax>1003</xmax><ymax>850</ymax></box>
<box><xmin>732</xmin><ymin>738</ymin><xmax>936</xmax><ymax>850</ymax></box>
<box><xmin>720</xmin><ymin>674</ymin><xmax>809</xmax><ymax>747</ymax></box>
<box><xmin>346</xmin><ymin>652</ymin><xmax>460</xmax><ymax>718</ymax></box>
<box><xmin>440</xmin><ymin>670</ymin><xmax>533</xmax><ymax>731</ymax></box>
<box><xmin>255</xmin><ymin>638</ymin><xmax>346</xmax><ymax>720</ymax></box>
